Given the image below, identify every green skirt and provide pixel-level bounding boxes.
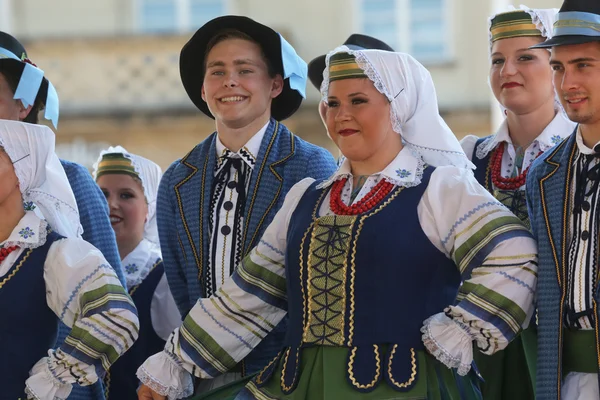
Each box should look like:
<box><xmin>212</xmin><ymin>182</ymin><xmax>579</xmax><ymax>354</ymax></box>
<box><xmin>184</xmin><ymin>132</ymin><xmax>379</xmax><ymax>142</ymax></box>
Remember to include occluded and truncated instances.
<box><xmin>472</xmin><ymin>325</ymin><xmax>537</xmax><ymax>400</ymax></box>
<box><xmin>191</xmin><ymin>346</ymin><xmax>482</xmax><ymax>400</ymax></box>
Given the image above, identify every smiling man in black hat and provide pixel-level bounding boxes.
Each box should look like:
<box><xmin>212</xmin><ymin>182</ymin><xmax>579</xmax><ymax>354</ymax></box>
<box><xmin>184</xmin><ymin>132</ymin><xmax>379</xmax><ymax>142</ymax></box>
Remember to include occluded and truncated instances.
<box><xmin>526</xmin><ymin>0</ymin><xmax>600</xmax><ymax>398</ymax></box>
<box><xmin>137</xmin><ymin>15</ymin><xmax>336</xmax><ymax>399</ymax></box>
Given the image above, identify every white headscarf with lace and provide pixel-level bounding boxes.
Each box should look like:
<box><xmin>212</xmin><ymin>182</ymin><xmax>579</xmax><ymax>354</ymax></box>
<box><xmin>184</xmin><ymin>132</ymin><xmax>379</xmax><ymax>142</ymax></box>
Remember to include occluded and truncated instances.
<box><xmin>93</xmin><ymin>146</ymin><xmax>162</xmax><ymax>246</ymax></box>
<box><xmin>321</xmin><ymin>47</ymin><xmax>474</xmax><ymax>173</ymax></box>
<box><xmin>0</xmin><ymin>119</ymin><xmax>82</xmax><ymax>238</ymax></box>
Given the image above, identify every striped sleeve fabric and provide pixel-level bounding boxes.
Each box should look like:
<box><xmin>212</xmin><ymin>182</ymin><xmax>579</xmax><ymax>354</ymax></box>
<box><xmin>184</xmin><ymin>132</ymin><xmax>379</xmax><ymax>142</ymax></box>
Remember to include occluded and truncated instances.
<box><xmin>419</xmin><ymin>166</ymin><xmax>537</xmax><ymax>374</ymax></box>
<box><xmin>25</xmin><ymin>238</ymin><xmax>139</xmax><ymax>399</ymax></box>
<box><xmin>137</xmin><ymin>178</ymin><xmax>315</xmax><ymax>398</ymax></box>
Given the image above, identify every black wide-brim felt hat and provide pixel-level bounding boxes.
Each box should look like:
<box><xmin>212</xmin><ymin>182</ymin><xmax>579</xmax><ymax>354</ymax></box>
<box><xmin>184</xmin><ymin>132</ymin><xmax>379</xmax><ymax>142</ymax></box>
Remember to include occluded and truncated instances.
<box><xmin>307</xmin><ymin>34</ymin><xmax>395</xmax><ymax>90</ymax></box>
<box><xmin>531</xmin><ymin>0</ymin><xmax>600</xmax><ymax>48</ymax></box>
<box><xmin>0</xmin><ymin>31</ymin><xmax>50</xmax><ymax>103</ymax></box>
<box><xmin>180</xmin><ymin>15</ymin><xmax>303</xmax><ymax>121</ymax></box>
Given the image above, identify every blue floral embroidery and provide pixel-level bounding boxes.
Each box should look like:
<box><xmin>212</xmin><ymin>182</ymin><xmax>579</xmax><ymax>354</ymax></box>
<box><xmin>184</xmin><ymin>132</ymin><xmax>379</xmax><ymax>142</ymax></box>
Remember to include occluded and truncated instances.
<box><xmin>125</xmin><ymin>263</ymin><xmax>139</xmax><ymax>274</ymax></box>
<box><xmin>396</xmin><ymin>169</ymin><xmax>412</xmax><ymax>179</ymax></box>
<box><xmin>19</xmin><ymin>227</ymin><xmax>35</xmax><ymax>239</ymax></box>
<box><xmin>551</xmin><ymin>135</ymin><xmax>562</xmax><ymax>145</ymax></box>
<box><xmin>23</xmin><ymin>201</ymin><xmax>36</xmax><ymax>211</ymax></box>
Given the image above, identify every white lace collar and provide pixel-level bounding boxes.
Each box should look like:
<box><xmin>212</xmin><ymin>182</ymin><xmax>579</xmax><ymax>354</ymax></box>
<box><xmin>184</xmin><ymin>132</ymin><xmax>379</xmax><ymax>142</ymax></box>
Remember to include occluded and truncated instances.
<box><xmin>476</xmin><ymin>111</ymin><xmax>575</xmax><ymax>159</ymax></box>
<box><xmin>121</xmin><ymin>238</ymin><xmax>162</xmax><ymax>288</ymax></box>
<box><xmin>318</xmin><ymin>147</ymin><xmax>425</xmax><ymax>189</ymax></box>
<box><xmin>1</xmin><ymin>210</ymin><xmax>48</xmax><ymax>250</ymax></box>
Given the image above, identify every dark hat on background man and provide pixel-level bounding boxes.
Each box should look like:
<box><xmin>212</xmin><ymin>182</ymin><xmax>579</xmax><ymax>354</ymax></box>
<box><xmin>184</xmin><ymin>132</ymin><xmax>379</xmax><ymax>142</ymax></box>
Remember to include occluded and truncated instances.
<box><xmin>179</xmin><ymin>15</ymin><xmax>307</xmax><ymax>121</ymax></box>
<box><xmin>0</xmin><ymin>32</ymin><xmax>59</xmax><ymax>128</ymax></box>
<box><xmin>307</xmin><ymin>34</ymin><xmax>394</xmax><ymax>90</ymax></box>
<box><xmin>531</xmin><ymin>0</ymin><xmax>600</xmax><ymax>48</ymax></box>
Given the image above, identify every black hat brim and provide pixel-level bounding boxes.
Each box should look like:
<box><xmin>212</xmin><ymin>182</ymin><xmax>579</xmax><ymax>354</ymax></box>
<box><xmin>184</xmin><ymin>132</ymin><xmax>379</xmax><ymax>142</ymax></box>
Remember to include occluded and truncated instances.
<box><xmin>0</xmin><ymin>58</ymin><xmax>50</xmax><ymax>104</ymax></box>
<box><xmin>530</xmin><ymin>34</ymin><xmax>600</xmax><ymax>49</ymax></box>
<box><xmin>179</xmin><ymin>15</ymin><xmax>303</xmax><ymax>121</ymax></box>
<box><xmin>307</xmin><ymin>55</ymin><xmax>326</xmax><ymax>92</ymax></box>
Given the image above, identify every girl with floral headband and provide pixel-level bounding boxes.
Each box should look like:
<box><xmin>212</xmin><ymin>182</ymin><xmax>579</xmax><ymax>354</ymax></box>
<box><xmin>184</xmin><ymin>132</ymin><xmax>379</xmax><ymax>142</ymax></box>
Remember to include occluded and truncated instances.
<box><xmin>137</xmin><ymin>47</ymin><xmax>538</xmax><ymax>400</ymax></box>
<box><xmin>94</xmin><ymin>147</ymin><xmax>181</xmax><ymax>399</ymax></box>
<box><xmin>0</xmin><ymin>120</ymin><xmax>139</xmax><ymax>400</ymax></box>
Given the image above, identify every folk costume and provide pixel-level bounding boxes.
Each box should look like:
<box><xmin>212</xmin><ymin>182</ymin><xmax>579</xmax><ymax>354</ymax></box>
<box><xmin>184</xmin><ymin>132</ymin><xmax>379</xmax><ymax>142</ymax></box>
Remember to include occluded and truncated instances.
<box><xmin>0</xmin><ymin>31</ymin><xmax>126</xmax><ymax>400</ymax></box>
<box><xmin>527</xmin><ymin>0</ymin><xmax>600</xmax><ymax>398</ymax></box>
<box><xmin>460</xmin><ymin>7</ymin><xmax>575</xmax><ymax>399</ymax></box>
<box><xmin>137</xmin><ymin>48</ymin><xmax>538</xmax><ymax>400</ymax></box>
<box><xmin>154</xmin><ymin>15</ymin><xmax>337</xmax><ymax>393</ymax></box>
<box><xmin>93</xmin><ymin>147</ymin><xmax>181</xmax><ymax>399</ymax></box>
<box><xmin>0</xmin><ymin>120</ymin><xmax>138</xmax><ymax>400</ymax></box>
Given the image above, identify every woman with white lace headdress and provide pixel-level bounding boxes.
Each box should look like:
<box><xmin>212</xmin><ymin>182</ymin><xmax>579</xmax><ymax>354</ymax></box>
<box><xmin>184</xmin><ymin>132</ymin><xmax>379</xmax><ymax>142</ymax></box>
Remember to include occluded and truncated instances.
<box><xmin>93</xmin><ymin>147</ymin><xmax>181</xmax><ymax>399</ymax></box>
<box><xmin>459</xmin><ymin>6</ymin><xmax>575</xmax><ymax>399</ymax></box>
<box><xmin>136</xmin><ymin>47</ymin><xmax>538</xmax><ymax>400</ymax></box>
<box><xmin>0</xmin><ymin>120</ymin><xmax>139</xmax><ymax>400</ymax></box>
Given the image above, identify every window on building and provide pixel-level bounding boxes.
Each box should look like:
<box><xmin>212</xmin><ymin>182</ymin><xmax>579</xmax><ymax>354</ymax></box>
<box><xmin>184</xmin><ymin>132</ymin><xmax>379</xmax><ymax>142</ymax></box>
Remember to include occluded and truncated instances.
<box><xmin>137</xmin><ymin>0</ymin><xmax>227</xmax><ymax>33</ymax></box>
<box><xmin>357</xmin><ymin>0</ymin><xmax>452</xmax><ymax>64</ymax></box>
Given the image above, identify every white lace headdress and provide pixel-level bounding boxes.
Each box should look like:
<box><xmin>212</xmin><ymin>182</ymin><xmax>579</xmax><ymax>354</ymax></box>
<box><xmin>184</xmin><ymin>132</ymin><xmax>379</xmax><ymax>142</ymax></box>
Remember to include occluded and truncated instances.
<box><xmin>321</xmin><ymin>46</ymin><xmax>474</xmax><ymax>171</ymax></box>
<box><xmin>0</xmin><ymin>119</ymin><xmax>82</xmax><ymax>238</ymax></box>
<box><xmin>93</xmin><ymin>146</ymin><xmax>162</xmax><ymax>246</ymax></box>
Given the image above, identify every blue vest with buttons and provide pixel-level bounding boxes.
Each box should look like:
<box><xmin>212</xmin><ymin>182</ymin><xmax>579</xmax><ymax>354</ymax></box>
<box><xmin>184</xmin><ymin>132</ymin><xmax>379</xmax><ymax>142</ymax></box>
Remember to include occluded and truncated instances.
<box><xmin>0</xmin><ymin>230</ymin><xmax>62</xmax><ymax>400</ymax></box>
<box><xmin>254</xmin><ymin>168</ymin><xmax>461</xmax><ymax>394</ymax></box>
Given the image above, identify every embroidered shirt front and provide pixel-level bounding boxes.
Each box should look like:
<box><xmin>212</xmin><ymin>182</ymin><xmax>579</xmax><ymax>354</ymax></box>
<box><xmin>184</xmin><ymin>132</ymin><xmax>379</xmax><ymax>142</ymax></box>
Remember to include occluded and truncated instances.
<box><xmin>566</xmin><ymin>127</ymin><xmax>600</xmax><ymax>330</ymax></box>
<box><xmin>207</xmin><ymin>121</ymin><xmax>268</xmax><ymax>296</ymax></box>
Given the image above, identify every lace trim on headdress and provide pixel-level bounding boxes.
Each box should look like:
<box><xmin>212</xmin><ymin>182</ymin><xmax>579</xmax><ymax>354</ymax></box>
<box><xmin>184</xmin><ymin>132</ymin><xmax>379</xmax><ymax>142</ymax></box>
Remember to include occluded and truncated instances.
<box><xmin>321</xmin><ymin>47</ymin><xmax>425</xmax><ymax>186</ymax></box>
<box><xmin>475</xmin><ymin>136</ymin><xmax>497</xmax><ymax>160</ymax></box>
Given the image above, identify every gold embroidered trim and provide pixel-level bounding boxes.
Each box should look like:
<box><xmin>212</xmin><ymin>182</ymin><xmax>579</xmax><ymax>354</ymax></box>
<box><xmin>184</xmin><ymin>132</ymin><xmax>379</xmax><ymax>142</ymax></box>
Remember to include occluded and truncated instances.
<box><xmin>537</xmin><ymin>138</ymin><xmax>574</xmax><ymax>393</ymax></box>
<box><xmin>348</xmin><ymin>187</ymin><xmax>404</xmax><ymax>345</ymax></box>
<box><xmin>538</xmin><ymin>139</ymin><xmax>570</xmax><ymax>287</ymax></box>
<box><xmin>175</xmin><ymin>147</ymin><xmax>202</xmax><ymax>281</ymax></box>
<box><xmin>279</xmin><ymin>347</ymin><xmax>300</xmax><ymax>392</ymax></box>
<box><xmin>103</xmin><ymin>370</ymin><xmax>111</xmax><ymax>399</ymax></box>
<box><xmin>0</xmin><ymin>248</ymin><xmax>32</xmax><ymax>290</ymax></box>
<box><xmin>255</xmin><ymin>350</ymin><xmax>281</xmax><ymax>385</ymax></box>
<box><xmin>347</xmin><ymin>345</ymin><xmax>381</xmax><ymax>389</ymax></box>
<box><xmin>388</xmin><ymin>346</ymin><xmax>417</xmax><ymax>389</ymax></box>
<box><xmin>299</xmin><ymin>223</ymin><xmax>312</xmax><ymax>342</ymax></box>
<box><xmin>243</xmin><ymin>122</ymin><xmax>291</xmax><ymax>253</ymax></box>
<box><xmin>303</xmin><ymin>216</ymin><xmax>353</xmax><ymax>345</ymax></box>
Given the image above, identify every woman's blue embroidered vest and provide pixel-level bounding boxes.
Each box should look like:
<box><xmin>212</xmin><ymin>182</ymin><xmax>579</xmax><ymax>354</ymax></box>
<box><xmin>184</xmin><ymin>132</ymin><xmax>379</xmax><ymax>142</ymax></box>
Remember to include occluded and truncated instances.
<box><xmin>0</xmin><ymin>230</ymin><xmax>63</xmax><ymax>400</ymax></box>
<box><xmin>255</xmin><ymin>168</ymin><xmax>461</xmax><ymax>394</ymax></box>
<box><xmin>105</xmin><ymin>259</ymin><xmax>165</xmax><ymax>399</ymax></box>
<box><xmin>472</xmin><ymin>138</ymin><xmax>530</xmax><ymax>227</ymax></box>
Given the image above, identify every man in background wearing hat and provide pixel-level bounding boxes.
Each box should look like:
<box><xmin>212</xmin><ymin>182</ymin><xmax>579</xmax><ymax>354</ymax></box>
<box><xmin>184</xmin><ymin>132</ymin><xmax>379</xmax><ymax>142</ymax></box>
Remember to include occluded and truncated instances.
<box><xmin>526</xmin><ymin>0</ymin><xmax>600</xmax><ymax>398</ymax></box>
<box><xmin>137</xmin><ymin>15</ymin><xmax>336</xmax><ymax>398</ymax></box>
<box><xmin>0</xmin><ymin>31</ymin><xmax>125</xmax><ymax>400</ymax></box>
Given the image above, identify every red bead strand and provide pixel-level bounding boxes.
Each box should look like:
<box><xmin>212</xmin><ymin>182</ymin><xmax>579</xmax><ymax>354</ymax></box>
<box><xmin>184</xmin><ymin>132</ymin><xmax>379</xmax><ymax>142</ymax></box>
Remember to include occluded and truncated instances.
<box><xmin>329</xmin><ymin>177</ymin><xmax>395</xmax><ymax>215</ymax></box>
<box><xmin>0</xmin><ymin>245</ymin><xmax>19</xmax><ymax>263</ymax></box>
<box><xmin>490</xmin><ymin>144</ymin><xmax>542</xmax><ymax>190</ymax></box>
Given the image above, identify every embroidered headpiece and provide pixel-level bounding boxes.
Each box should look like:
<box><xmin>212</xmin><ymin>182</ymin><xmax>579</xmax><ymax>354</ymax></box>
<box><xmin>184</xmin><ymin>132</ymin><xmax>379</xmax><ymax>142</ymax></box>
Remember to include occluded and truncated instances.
<box><xmin>490</xmin><ymin>10</ymin><xmax>541</xmax><ymax>42</ymax></box>
<box><xmin>327</xmin><ymin>52</ymin><xmax>368</xmax><ymax>82</ymax></box>
<box><xmin>95</xmin><ymin>153</ymin><xmax>139</xmax><ymax>180</ymax></box>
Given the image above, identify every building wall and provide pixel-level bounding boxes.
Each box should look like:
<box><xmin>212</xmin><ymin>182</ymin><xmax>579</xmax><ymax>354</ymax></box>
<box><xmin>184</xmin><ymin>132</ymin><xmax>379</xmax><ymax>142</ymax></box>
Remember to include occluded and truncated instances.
<box><xmin>8</xmin><ymin>0</ymin><xmax>563</xmax><ymax>109</ymax></box>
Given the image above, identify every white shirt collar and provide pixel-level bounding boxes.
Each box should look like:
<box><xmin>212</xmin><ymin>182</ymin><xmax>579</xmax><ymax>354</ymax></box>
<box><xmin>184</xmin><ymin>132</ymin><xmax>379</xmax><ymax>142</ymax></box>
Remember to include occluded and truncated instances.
<box><xmin>1</xmin><ymin>210</ymin><xmax>48</xmax><ymax>250</ymax></box>
<box><xmin>122</xmin><ymin>238</ymin><xmax>162</xmax><ymax>288</ymax></box>
<box><xmin>215</xmin><ymin>120</ymin><xmax>269</xmax><ymax>170</ymax></box>
<box><xmin>574</xmin><ymin>125</ymin><xmax>600</xmax><ymax>156</ymax></box>
<box><xmin>318</xmin><ymin>147</ymin><xmax>425</xmax><ymax>189</ymax></box>
<box><xmin>476</xmin><ymin>111</ymin><xmax>575</xmax><ymax>159</ymax></box>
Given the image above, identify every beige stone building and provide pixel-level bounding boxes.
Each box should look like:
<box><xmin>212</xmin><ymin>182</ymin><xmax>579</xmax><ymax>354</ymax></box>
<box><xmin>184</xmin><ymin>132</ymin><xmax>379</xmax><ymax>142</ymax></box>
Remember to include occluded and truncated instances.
<box><xmin>1</xmin><ymin>0</ymin><xmax>562</xmax><ymax>169</ymax></box>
